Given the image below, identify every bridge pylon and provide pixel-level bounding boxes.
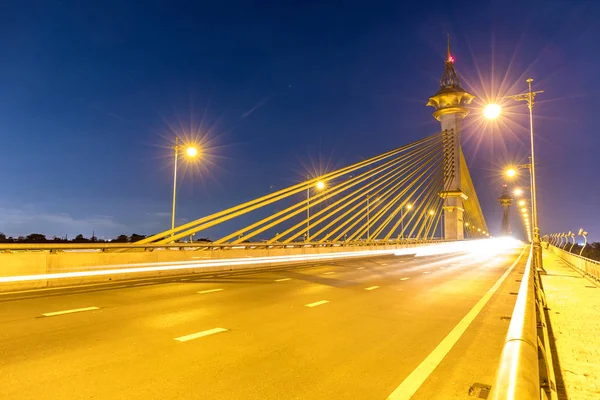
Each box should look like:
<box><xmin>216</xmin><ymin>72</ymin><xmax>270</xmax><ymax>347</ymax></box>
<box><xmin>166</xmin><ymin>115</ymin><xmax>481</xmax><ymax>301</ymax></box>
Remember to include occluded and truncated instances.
<box><xmin>426</xmin><ymin>36</ymin><xmax>474</xmax><ymax>240</ymax></box>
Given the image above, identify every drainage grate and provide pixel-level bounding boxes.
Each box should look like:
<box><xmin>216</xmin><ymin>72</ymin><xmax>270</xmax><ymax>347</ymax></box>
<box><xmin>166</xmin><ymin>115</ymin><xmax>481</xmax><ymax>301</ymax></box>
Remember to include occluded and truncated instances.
<box><xmin>469</xmin><ymin>383</ymin><xmax>491</xmax><ymax>399</ymax></box>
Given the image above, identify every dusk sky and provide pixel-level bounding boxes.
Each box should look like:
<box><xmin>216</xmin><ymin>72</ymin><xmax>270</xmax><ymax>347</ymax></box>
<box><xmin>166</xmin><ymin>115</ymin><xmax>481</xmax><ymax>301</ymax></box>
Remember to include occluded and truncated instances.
<box><xmin>0</xmin><ymin>1</ymin><xmax>598</xmax><ymax>241</ymax></box>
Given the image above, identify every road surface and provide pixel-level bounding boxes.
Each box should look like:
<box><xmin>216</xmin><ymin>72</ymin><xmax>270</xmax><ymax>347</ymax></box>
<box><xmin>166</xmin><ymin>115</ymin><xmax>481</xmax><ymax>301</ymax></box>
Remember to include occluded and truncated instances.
<box><xmin>0</xmin><ymin>246</ymin><xmax>526</xmax><ymax>399</ymax></box>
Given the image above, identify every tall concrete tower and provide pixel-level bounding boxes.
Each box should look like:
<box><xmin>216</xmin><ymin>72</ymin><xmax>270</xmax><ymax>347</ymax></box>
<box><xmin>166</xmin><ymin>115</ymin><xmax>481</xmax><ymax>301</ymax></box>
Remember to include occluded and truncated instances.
<box><xmin>426</xmin><ymin>37</ymin><xmax>474</xmax><ymax>240</ymax></box>
<box><xmin>498</xmin><ymin>184</ymin><xmax>513</xmax><ymax>236</ymax></box>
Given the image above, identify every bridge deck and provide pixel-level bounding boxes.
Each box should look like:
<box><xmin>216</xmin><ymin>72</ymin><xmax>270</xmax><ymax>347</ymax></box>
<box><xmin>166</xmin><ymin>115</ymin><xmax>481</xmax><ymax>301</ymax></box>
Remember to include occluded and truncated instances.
<box><xmin>0</xmin><ymin>248</ymin><xmax>524</xmax><ymax>399</ymax></box>
<box><xmin>541</xmin><ymin>250</ymin><xmax>600</xmax><ymax>400</ymax></box>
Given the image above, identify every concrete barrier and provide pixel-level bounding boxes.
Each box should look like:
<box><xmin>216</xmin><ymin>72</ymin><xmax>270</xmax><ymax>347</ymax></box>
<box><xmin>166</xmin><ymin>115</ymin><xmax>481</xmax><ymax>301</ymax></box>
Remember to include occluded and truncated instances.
<box><xmin>0</xmin><ymin>241</ymin><xmax>452</xmax><ymax>292</ymax></box>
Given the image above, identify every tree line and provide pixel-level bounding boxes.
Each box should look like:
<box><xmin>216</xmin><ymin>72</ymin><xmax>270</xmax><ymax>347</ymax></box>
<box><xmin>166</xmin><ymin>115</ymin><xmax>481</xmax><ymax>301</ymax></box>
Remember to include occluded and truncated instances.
<box><xmin>0</xmin><ymin>233</ymin><xmax>213</xmax><ymax>244</ymax></box>
<box><xmin>556</xmin><ymin>241</ymin><xmax>600</xmax><ymax>262</ymax></box>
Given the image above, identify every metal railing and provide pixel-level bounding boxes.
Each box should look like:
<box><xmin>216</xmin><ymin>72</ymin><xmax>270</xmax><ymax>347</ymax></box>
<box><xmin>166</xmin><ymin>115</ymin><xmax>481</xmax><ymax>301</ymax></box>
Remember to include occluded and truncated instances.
<box><xmin>491</xmin><ymin>247</ymin><xmax>557</xmax><ymax>400</ymax></box>
<box><xmin>546</xmin><ymin>243</ymin><xmax>600</xmax><ymax>282</ymax></box>
<box><xmin>0</xmin><ymin>238</ymin><xmax>450</xmax><ymax>253</ymax></box>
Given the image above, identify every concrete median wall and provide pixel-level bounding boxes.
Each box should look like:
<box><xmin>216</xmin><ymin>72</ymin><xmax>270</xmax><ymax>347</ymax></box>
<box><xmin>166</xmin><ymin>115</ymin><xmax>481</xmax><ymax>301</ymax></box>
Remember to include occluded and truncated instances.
<box><xmin>0</xmin><ymin>242</ymin><xmax>440</xmax><ymax>292</ymax></box>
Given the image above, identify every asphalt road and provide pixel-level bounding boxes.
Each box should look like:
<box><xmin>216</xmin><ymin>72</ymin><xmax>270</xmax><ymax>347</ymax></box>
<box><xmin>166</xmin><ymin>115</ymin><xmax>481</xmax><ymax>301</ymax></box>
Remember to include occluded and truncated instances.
<box><xmin>0</xmin><ymin>246</ymin><xmax>526</xmax><ymax>400</ymax></box>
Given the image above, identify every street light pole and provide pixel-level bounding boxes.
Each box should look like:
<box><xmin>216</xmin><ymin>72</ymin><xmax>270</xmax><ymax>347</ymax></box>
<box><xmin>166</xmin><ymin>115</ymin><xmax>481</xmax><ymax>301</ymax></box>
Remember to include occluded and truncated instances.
<box><xmin>170</xmin><ymin>137</ymin><xmax>199</xmax><ymax>239</ymax></box>
<box><xmin>506</xmin><ymin>79</ymin><xmax>545</xmax><ymax>273</ymax></box>
<box><xmin>366</xmin><ymin>195</ymin><xmax>371</xmax><ymax>240</ymax></box>
<box><xmin>306</xmin><ymin>178</ymin><xmax>310</xmax><ymax>241</ymax></box>
<box><xmin>171</xmin><ymin>137</ymin><xmax>180</xmax><ymax>237</ymax></box>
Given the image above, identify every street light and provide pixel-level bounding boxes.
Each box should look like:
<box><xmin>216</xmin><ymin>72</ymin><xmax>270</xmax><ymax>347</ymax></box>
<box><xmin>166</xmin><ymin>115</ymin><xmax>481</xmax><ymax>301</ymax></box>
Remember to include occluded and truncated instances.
<box><xmin>518</xmin><ymin>200</ymin><xmax>526</xmax><ymax>206</ymax></box>
<box><xmin>578</xmin><ymin>228</ymin><xmax>588</xmax><ymax>256</ymax></box>
<box><xmin>483</xmin><ymin>103</ymin><xmax>501</xmax><ymax>120</ymax></box>
<box><xmin>505</xmin><ymin>168</ymin><xmax>517</xmax><ymax>178</ymax></box>
<box><xmin>400</xmin><ymin>203</ymin><xmax>412</xmax><ymax>239</ymax></box>
<box><xmin>485</xmin><ymin>78</ymin><xmax>545</xmax><ymax>272</ymax></box>
<box><xmin>171</xmin><ymin>137</ymin><xmax>199</xmax><ymax>238</ymax></box>
<box><xmin>306</xmin><ymin>179</ymin><xmax>325</xmax><ymax>241</ymax></box>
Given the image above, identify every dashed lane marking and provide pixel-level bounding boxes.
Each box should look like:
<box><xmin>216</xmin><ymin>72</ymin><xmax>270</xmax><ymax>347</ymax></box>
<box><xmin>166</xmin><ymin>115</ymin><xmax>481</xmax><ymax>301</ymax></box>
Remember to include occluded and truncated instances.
<box><xmin>197</xmin><ymin>288</ymin><xmax>224</xmax><ymax>294</ymax></box>
<box><xmin>305</xmin><ymin>300</ymin><xmax>330</xmax><ymax>308</ymax></box>
<box><xmin>275</xmin><ymin>278</ymin><xmax>292</xmax><ymax>282</ymax></box>
<box><xmin>174</xmin><ymin>328</ymin><xmax>228</xmax><ymax>342</ymax></box>
<box><xmin>365</xmin><ymin>286</ymin><xmax>380</xmax><ymax>291</ymax></box>
<box><xmin>42</xmin><ymin>307</ymin><xmax>100</xmax><ymax>317</ymax></box>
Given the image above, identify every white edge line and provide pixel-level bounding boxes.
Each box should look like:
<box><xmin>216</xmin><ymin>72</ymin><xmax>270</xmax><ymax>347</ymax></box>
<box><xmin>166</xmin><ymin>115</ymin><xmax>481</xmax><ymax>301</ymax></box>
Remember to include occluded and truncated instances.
<box><xmin>365</xmin><ymin>286</ymin><xmax>380</xmax><ymax>291</ymax></box>
<box><xmin>42</xmin><ymin>306</ymin><xmax>100</xmax><ymax>317</ymax></box>
<box><xmin>386</xmin><ymin>246</ymin><xmax>526</xmax><ymax>399</ymax></box>
<box><xmin>305</xmin><ymin>300</ymin><xmax>329</xmax><ymax>308</ymax></box>
<box><xmin>174</xmin><ymin>327</ymin><xmax>228</xmax><ymax>342</ymax></box>
<box><xmin>400</xmin><ymin>277</ymin><xmax>410</xmax><ymax>281</ymax></box>
<box><xmin>275</xmin><ymin>278</ymin><xmax>292</xmax><ymax>282</ymax></box>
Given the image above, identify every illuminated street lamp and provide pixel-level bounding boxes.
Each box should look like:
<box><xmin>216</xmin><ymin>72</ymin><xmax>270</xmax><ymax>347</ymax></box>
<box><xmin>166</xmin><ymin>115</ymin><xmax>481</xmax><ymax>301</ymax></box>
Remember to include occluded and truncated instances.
<box><xmin>483</xmin><ymin>103</ymin><xmax>501</xmax><ymax>120</ymax></box>
<box><xmin>485</xmin><ymin>78</ymin><xmax>545</xmax><ymax>272</ymax></box>
<box><xmin>513</xmin><ymin>188</ymin><xmax>523</xmax><ymax>197</ymax></box>
<box><xmin>171</xmin><ymin>137</ymin><xmax>199</xmax><ymax>237</ymax></box>
<box><xmin>307</xmin><ymin>179</ymin><xmax>325</xmax><ymax>241</ymax></box>
<box><xmin>505</xmin><ymin>168</ymin><xmax>516</xmax><ymax>178</ymax></box>
<box><xmin>518</xmin><ymin>200</ymin><xmax>526</xmax><ymax>206</ymax></box>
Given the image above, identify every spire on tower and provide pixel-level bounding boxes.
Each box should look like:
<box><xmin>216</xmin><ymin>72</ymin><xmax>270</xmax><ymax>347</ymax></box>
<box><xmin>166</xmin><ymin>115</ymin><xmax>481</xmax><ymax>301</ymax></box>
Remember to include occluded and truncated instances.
<box><xmin>438</xmin><ymin>34</ymin><xmax>463</xmax><ymax>92</ymax></box>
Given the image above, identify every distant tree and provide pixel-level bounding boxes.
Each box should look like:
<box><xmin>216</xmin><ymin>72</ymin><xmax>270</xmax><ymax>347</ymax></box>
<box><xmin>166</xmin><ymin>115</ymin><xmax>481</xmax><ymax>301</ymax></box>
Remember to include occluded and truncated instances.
<box><xmin>17</xmin><ymin>236</ymin><xmax>25</xmax><ymax>242</ymax></box>
<box><xmin>24</xmin><ymin>233</ymin><xmax>47</xmax><ymax>243</ymax></box>
<box><xmin>72</xmin><ymin>234</ymin><xmax>89</xmax><ymax>243</ymax></box>
<box><xmin>196</xmin><ymin>237</ymin><xmax>212</xmax><ymax>243</ymax></box>
<box><xmin>112</xmin><ymin>234</ymin><xmax>129</xmax><ymax>243</ymax></box>
<box><xmin>129</xmin><ymin>233</ymin><xmax>145</xmax><ymax>242</ymax></box>
<box><xmin>0</xmin><ymin>232</ymin><xmax>6</xmax><ymax>242</ymax></box>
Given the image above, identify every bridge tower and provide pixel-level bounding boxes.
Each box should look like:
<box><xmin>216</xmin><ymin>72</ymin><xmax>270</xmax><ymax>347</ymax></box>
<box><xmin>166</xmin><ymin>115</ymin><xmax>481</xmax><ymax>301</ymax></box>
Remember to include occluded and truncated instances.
<box><xmin>426</xmin><ymin>37</ymin><xmax>474</xmax><ymax>240</ymax></box>
<box><xmin>498</xmin><ymin>184</ymin><xmax>513</xmax><ymax>236</ymax></box>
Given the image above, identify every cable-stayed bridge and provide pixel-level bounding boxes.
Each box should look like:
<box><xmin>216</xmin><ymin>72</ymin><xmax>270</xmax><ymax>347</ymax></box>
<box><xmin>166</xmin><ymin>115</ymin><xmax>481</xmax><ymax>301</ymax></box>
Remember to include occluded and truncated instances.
<box><xmin>139</xmin><ymin>130</ymin><xmax>487</xmax><ymax>246</ymax></box>
<box><xmin>2</xmin><ymin>43</ymin><xmax>596</xmax><ymax>400</ymax></box>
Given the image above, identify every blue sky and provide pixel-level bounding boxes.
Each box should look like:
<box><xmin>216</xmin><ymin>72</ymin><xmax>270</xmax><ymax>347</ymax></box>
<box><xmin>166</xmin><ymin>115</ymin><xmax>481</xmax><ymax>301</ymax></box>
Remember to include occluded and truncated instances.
<box><xmin>0</xmin><ymin>0</ymin><xmax>598</xmax><ymax>241</ymax></box>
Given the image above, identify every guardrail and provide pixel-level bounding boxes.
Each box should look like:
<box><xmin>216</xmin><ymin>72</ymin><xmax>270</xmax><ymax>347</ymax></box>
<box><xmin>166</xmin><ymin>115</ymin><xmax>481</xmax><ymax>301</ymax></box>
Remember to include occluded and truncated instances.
<box><xmin>0</xmin><ymin>238</ymin><xmax>449</xmax><ymax>253</ymax></box>
<box><xmin>546</xmin><ymin>243</ymin><xmax>600</xmax><ymax>282</ymax></box>
<box><xmin>490</xmin><ymin>247</ymin><xmax>557</xmax><ymax>400</ymax></box>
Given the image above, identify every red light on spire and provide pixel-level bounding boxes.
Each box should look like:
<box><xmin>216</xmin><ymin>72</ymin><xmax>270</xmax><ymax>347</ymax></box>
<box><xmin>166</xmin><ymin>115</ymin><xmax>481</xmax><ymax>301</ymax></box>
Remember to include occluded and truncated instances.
<box><xmin>448</xmin><ymin>54</ymin><xmax>455</xmax><ymax>63</ymax></box>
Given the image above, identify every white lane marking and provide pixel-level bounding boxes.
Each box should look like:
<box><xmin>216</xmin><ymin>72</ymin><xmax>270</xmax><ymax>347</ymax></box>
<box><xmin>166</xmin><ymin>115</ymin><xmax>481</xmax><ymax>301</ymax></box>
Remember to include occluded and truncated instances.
<box><xmin>174</xmin><ymin>327</ymin><xmax>228</xmax><ymax>342</ymax></box>
<box><xmin>324</xmin><ymin>271</ymin><xmax>336</xmax><ymax>275</ymax></box>
<box><xmin>423</xmin><ymin>271</ymin><xmax>430</xmax><ymax>274</ymax></box>
<box><xmin>275</xmin><ymin>278</ymin><xmax>292</xmax><ymax>282</ymax></box>
<box><xmin>357</xmin><ymin>267</ymin><xmax>365</xmax><ymax>270</ymax></box>
<box><xmin>365</xmin><ymin>286</ymin><xmax>380</xmax><ymax>291</ymax></box>
<box><xmin>387</xmin><ymin>247</ymin><xmax>526</xmax><ymax>400</ymax></box>
<box><xmin>305</xmin><ymin>300</ymin><xmax>329</xmax><ymax>308</ymax></box>
<box><xmin>133</xmin><ymin>283</ymin><xmax>150</xmax><ymax>286</ymax></box>
<box><xmin>197</xmin><ymin>288</ymin><xmax>224</xmax><ymax>294</ymax></box>
<box><xmin>400</xmin><ymin>277</ymin><xmax>410</xmax><ymax>281</ymax></box>
<box><xmin>42</xmin><ymin>307</ymin><xmax>99</xmax><ymax>317</ymax></box>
